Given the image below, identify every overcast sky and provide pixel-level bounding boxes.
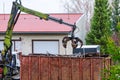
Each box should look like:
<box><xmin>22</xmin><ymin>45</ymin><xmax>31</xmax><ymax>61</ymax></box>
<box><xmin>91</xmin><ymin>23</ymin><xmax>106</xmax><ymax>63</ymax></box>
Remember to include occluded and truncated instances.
<box><xmin>0</xmin><ymin>0</ymin><xmax>67</xmax><ymax>14</ymax></box>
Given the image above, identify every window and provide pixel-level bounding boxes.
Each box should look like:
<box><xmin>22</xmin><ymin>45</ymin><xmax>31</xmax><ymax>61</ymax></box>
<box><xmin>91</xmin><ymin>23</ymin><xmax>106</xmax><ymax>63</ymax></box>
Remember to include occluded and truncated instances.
<box><xmin>12</xmin><ymin>41</ymin><xmax>21</xmax><ymax>52</ymax></box>
<box><xmin>0</xmin><ymin>41</ymin><xmax>4</xmax><ymax>51</ymax></box>
<box><xmin>0</xmin><ymin>40</ymin><xmax>21</xmax><ymax>52</ymax></box>
<box><xmin>33</xmin><ymin>40</ymin><xmax>59</xmax><ymax>54</ymax></box>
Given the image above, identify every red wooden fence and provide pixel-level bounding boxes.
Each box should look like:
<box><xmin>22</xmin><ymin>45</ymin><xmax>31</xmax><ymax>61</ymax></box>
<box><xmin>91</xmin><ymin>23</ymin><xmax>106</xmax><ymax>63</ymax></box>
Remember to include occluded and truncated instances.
<box><xmin>20</xmin><ymin>55</ymin><xmax>111</xmax><ymax>80</ymax></box>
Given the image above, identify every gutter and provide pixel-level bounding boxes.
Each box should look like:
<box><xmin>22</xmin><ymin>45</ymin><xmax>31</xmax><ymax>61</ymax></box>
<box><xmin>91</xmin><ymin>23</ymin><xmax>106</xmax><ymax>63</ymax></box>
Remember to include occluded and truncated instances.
<box><xmin>0</xmin><ymin>31</ymin><xmax>71</xmax><ymax>35</ymax></box>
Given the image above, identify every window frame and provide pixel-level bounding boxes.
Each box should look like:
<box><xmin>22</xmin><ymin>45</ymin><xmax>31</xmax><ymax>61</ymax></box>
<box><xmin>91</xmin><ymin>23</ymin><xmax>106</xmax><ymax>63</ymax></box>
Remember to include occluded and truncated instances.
<box><xmin>0</xmin><ymin>38</ymin><xmax>21</xmax><ymax>52</ymax></box>
<box><xmin>32</xmin><ymin>39</ymin><xmax>60</xmax><ymax>54</ymax></box>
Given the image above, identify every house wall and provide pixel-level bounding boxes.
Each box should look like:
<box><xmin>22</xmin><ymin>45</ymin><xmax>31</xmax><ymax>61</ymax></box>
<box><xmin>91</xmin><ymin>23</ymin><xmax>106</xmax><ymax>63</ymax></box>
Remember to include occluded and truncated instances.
<box><xmin>75</xmin><ymin>14</ymin><xmax>86</xmax><ymax>44</ymax></box>
<box><xmin>0</xmin><ymin>34</ymin><xmax>73</xmax><ymax>55</ymax></box>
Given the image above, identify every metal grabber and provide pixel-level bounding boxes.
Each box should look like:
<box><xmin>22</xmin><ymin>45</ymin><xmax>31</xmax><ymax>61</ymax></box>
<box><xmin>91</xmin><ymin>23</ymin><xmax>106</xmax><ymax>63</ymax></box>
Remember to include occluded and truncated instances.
<box><xmin>62</xmin><ymin>24</ymin><xmax>83</xmax><ymax>49</ymax></box>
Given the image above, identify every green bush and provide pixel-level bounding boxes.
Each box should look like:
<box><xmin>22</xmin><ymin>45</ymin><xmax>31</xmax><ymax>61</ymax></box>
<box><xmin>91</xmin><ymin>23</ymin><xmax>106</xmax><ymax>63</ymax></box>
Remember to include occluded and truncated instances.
<box><xmin>103</xmin><ymin>64</ymin><xmax>120</xmax><ymax>80</ymax></box>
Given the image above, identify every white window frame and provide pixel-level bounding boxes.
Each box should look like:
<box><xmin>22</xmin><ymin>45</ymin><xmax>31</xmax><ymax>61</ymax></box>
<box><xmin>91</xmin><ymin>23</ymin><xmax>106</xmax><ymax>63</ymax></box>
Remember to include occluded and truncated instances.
<box><xmin>32</xmin><ymin>40</ymin><xmax>59</xmax><ymax>54</ymax></box>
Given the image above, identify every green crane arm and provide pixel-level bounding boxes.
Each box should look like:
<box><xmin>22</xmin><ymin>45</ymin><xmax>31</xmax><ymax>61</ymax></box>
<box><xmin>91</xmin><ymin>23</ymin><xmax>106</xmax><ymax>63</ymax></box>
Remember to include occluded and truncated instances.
<box><xmin>14</xmin><ymin>2</ymin><xmax>49</xmax><ymax>20</ymax></box>
<box><xmin>14</xmin><ymin>2</ymin><xmax>76</xmax><ymax>27</ymax></box>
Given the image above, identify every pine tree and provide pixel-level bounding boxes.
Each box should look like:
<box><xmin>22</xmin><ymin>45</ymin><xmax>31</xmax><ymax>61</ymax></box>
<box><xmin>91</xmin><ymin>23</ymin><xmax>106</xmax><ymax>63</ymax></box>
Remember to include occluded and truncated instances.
<box><xmin>111</xmin><ymin>0</ymin><xmax>120</xmax><ymax>45</ymax></box>
<box><xmin>85</xmin><ymin>0</ymin><xmax>112</xmax><ymax>54</ymax></box>
<box><xmin>110</xmin><ymin>0</ymin><xmax>120</xmax><ymax>62</ymax></box>
<box><xmin>112</xmin><ymin>0</ymin><xmax>120</xmax><ymax>32</ymax></box>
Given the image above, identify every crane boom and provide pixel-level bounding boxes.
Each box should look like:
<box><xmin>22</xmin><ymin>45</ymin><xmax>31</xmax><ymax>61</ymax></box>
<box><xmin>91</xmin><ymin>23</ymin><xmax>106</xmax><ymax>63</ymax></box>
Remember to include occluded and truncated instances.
<box><xmin>14</xmin><ymin>2</ymin><xmax>76</xmax><ymax>27</ymax></box>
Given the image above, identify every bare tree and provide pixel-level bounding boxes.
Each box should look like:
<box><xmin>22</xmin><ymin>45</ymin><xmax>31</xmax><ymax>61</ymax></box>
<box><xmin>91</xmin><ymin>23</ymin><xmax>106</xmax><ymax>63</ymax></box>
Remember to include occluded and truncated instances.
<box><xmin>62</xmin><ymin>0</ymin><xmax>95</xmax><ymax>31</ymax></box>
<box><xmin>63</xmin><ymin>0</ymin><xmax>84</xmax><ymax>13</ymax></box>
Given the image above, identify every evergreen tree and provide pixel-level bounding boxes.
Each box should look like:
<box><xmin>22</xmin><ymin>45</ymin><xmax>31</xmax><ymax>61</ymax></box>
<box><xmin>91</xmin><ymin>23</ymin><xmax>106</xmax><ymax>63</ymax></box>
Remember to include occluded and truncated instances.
<box><xmin>85</xmin><ymin>0</ymin><xmax>112</xmax><ymax>54</ymax></box>
<box><xmin>111</xmin><ymin>0</ymin><xmax>120</xmax><ymax>45</ymax></box>
<box><xmin>111</xmin><ymin>0</ymin><xmax>120</xmax><ymax>32</ymax></box>
<box><xmin>110</xmin><ymin>0</ymin><xmax>120</xmax><ymax>62</ymax></box>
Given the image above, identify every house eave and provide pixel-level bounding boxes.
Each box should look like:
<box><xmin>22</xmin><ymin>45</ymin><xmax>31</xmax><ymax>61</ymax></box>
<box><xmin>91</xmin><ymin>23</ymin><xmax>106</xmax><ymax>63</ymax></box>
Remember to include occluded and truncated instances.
<box><xmin>0</xmin><ymin>31</ymin><xmax>71</xmax><ymax>35</ymax></box>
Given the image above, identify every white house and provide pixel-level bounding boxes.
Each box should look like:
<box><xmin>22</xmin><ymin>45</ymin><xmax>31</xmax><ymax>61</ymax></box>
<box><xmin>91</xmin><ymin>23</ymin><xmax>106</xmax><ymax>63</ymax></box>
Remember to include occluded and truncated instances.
<box><xmin>0</xmin><ymin>13</ymin><xmax>84</xmax><ymax>55</ymax></box>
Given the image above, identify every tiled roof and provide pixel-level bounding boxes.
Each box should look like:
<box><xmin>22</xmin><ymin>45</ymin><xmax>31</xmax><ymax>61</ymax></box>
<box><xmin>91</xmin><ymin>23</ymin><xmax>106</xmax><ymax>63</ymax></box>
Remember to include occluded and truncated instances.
<box><xmin>0</xmin><ymin>13</ymin><xmax>82</xmax><ymax>33</ymax></box>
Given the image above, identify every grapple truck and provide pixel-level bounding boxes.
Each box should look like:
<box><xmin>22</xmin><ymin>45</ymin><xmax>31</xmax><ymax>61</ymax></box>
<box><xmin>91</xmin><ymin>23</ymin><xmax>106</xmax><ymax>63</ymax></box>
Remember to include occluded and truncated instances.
<box><xmin>0</xmin><ymin>0</ymin><xmax>82</xmax><ymax>79</ymax></box>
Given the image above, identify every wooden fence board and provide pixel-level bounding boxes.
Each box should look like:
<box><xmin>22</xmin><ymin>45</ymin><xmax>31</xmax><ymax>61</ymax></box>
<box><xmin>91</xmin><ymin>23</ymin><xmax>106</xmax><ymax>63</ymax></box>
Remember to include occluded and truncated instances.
<box><xmin>30</xmin><ymin>56</ymin><xmax>39</xmax><ymax>80</ymax></box>
<box><xmin>72</xmin><ymin>58</ymin><xmax>80</xmax><ymax>80</ymax></box>
<box><xmin>92</xmin><ymin>58</ymin><xmax>102</xmax><ymax>80</ymax></box>
<box><xmin>82</xmin><ymin>58</ymin><xmax>91</xmax><ymax>80</ymax></box>
<box><xmin>61</xmin><ymin>58</ymin><xmax>71</xmax><ymax>80</ymax></box>
<box><xmin>40</xmin><ymin>57</ymin><xmax>49</xmax><ymax>80</ymax></box>
<box><xmin>50</xmin><ymin>57</ymin><xmax>59</xmax><ymax>80</ymax></box>
<box><xmin>20</xmin><ymin>56</ymin><xmax>29</xmax><ymax>80</ymax></box>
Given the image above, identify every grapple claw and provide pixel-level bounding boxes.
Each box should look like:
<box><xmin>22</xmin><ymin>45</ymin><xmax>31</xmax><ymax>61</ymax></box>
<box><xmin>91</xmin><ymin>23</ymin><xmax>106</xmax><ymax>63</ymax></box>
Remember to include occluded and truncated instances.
<box><xmin>62</xmin><ymin>37</ymin><xmax>71</xmax><ymax>48</ymax></box>
<box><xmin>71</xmin><ymin>38</ymin><xmax>78</xmax><ymax>48</ymax></box>
<box><xmin>71</xmin><ymin>37</ymin><xmax>83</xmax><ymax>48</ymax></box>
<box><xmin>62</xmin><ymin>36</ymin><xmax>83</xmax><ymax>48</ymax></box>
